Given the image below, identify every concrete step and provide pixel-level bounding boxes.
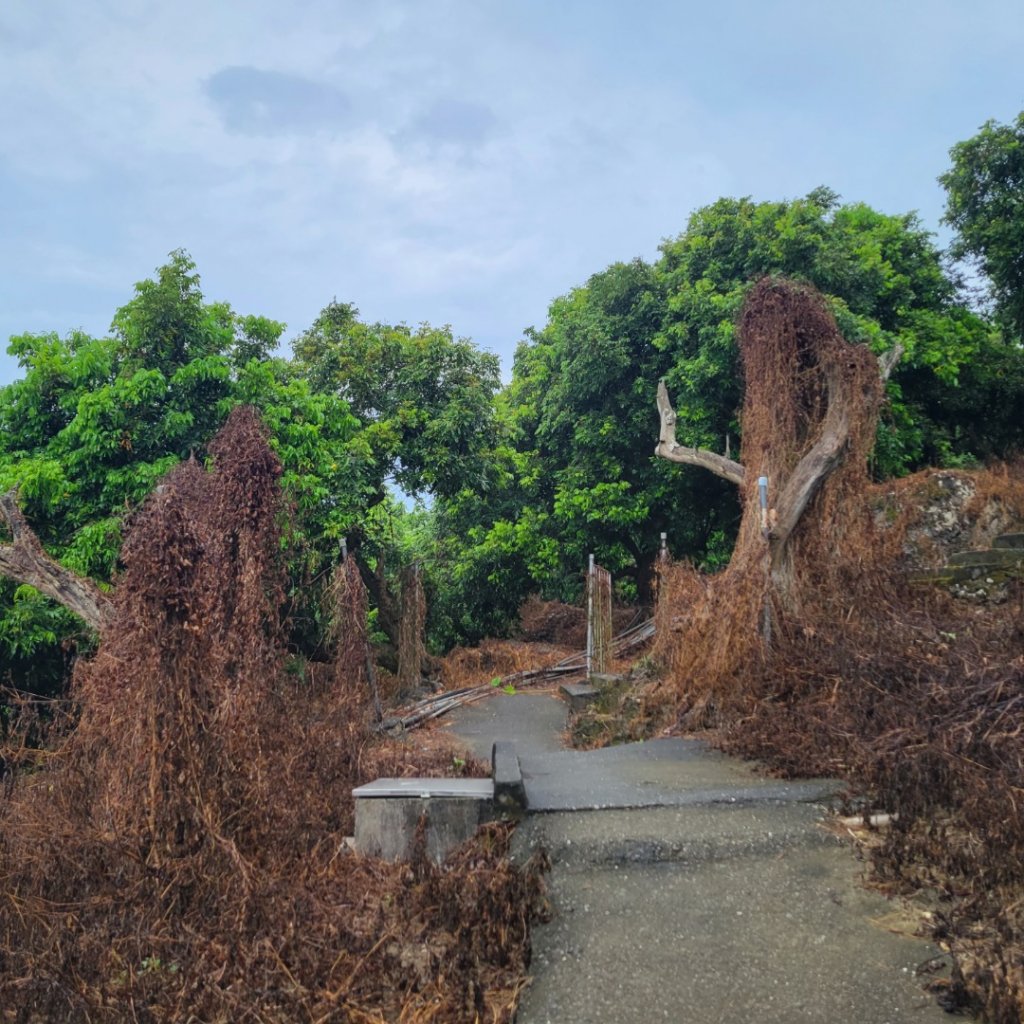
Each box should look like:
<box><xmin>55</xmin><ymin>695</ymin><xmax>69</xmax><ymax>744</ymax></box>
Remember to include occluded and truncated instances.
<box><xmin>947</xmin><ymin>547</ymin><xmax>1024</xmax><ymax>567</ymax></box>
<box><xmin>510</xmin><ymin>803</ymin><xmax>839</xmax><ymax>869</ymax></box>
<box><xmin>994</xmin><ymin>532</ymin><xmax>1024</xmax><ymax>549</ymax></box>
<box><xmin>518</xmin><ymin>738</ymin><xmax>842</xmax><ymax>813</ymax></box>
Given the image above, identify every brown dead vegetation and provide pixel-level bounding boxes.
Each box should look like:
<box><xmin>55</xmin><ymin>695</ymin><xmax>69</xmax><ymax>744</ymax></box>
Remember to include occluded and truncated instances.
<box><xmin>0</xmin><ymin>406</ymin><xmax>547</xmax><ymax>1024</ymax></box>
<box><xmin>516</xmin><ymin>596</ymin><xmax>640</xmax><ymax>650</ymax></box>
<box><xmin>647</xmin><ymin>278</ymin><xmax>1024</xmax><ymax>1021</ymax></box>
<box><xmin>439</xmin><ymin>638</ymin><xmax>575</xmax><ymax>691</ymax></box>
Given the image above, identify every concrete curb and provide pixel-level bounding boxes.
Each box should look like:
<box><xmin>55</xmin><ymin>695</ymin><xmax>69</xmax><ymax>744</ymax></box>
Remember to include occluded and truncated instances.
<box><xmin>492</xmin><ymin>740</ymin><xmax>527</xmax><ymax>817</ymax></box>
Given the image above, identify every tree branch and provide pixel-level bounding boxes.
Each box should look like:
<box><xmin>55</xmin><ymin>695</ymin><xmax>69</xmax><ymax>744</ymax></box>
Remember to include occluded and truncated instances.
<box><xmin>0</xmin><ymin>489</ymin><xmax>114</xmax><ymax>632</ymax></box>
<box><xmin>654</xmin><ymin>380</ymin><xmax>746</xmax><ymax>487</ymax></box>
<box><xmin>878</xmin><ymin>343</ymin><xmax>904</xmax><ymax>383</ymax></box>
<box><xmin>768</xmin><ymin>344</ymin><xmax>901</xmax><ymax>559</ymax></box>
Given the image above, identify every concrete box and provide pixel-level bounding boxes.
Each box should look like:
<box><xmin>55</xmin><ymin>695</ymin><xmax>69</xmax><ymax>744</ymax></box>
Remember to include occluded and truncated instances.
<box><xmin>352</xmin><ymin>778</ymin><xmax>495</xmax><ymax>863</ymax></box>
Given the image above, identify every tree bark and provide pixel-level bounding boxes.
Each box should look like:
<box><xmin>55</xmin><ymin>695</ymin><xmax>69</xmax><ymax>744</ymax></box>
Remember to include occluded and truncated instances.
<box><xmin>0</xmin><ymin>489</ymin><xmax>114</xmax><ymax>632</ymax></box>
<box><xmin>655</xmin><ymin>380</ymin><xmax>746</xmax><ymax>486</ymax></box>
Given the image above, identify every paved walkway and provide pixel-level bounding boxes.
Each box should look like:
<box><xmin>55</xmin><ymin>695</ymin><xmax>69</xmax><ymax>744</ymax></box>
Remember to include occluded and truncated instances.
<box><xmin>445</xmin><ymin>690</ymin><xmax>955</xmax><ymax>1024</ymax></box>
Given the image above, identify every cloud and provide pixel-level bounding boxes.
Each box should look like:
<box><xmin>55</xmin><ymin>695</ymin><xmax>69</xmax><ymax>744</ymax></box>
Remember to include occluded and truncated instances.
<box><xmin>401</xmin><ymin>98</ymin><xmax>498</xmax><ymax>150</ymax></box>
<box><xmin>205</xmin><ymin>66</ymin><xmax>352</xmax><ymax>136</ymax></box>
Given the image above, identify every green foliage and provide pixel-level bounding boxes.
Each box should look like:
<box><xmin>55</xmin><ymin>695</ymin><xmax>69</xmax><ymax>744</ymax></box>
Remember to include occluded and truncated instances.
<box><xmin>941</xmin><ymin>111</ymin><xmax>1024</xmax><ymax>340</ymax></box>
<box><xmin>293</xmin><ymin>302</ymin><xmax>502</xmax><ymax>500</ymax></box>
<box><xmin>6</xmin><ymin>137</ymin><xmax>1024</xmax><ymax>678</ymax></box>
<box><xmin>431</xmin><ymin>189</ymin><xmax>1023</xmax><ymax>647</ymax></box>
<box><xmin>0</xmin><ymin>253</ymin><xmax>365</xmax><ymax>692</ymax></box>
<box><xmin>655</xmin><ymin>191</ymin><xmax>994</xmax><ymax>476</ymax></box>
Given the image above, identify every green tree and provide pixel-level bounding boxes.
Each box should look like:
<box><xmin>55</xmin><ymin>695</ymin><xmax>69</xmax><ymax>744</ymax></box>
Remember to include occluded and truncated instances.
<box><xmin>0</xmin><ymin>253</ymin><xmax>369</xmax><ymax>694</ymax></box>
<box><xmin>433</xmin><ymin>190</ymin><xmax>1020</xmax><ymax>646</ymax></box>
<box><xmin>293</xmin><ymin>303</ymin><xmax>502</xmax><ymax>501</ymax></box>
<box><xmin>292</xmin><ymin>302</ymin><xmax>506</xmax><ymax>651</ymax></box>
<box><xmin>941</xmin><ymin>112</ymin><xmax>1024</xmax><ymax>339</ymax></box>
<box><xmin>656</xmin><ymin>190</ymin><xmax>998</xmax><ymax>475</ymax></box>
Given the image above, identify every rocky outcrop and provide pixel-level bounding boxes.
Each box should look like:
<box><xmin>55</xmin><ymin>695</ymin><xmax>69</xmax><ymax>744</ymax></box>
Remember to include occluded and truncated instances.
<box><xmin>910</xmin><ymin>532</ymin><xmax>1024</xmax><ymax>603</ymax></box>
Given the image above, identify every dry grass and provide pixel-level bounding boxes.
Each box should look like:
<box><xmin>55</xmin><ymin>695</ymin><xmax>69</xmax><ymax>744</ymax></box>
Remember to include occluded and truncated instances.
<box><xmin>0</xmin><ymin>407</ymin><xmax>547</xmax><ymax>1024</ymax></box>
<box><xmin>439</xmin><ymin>638</ymin><xmax>575</xmax><ymax>691</ymax></box>
<box><xmin>644</xmin><ymin>278</ymin><xmax>1024</xmax><ymax>1021</ymax></box>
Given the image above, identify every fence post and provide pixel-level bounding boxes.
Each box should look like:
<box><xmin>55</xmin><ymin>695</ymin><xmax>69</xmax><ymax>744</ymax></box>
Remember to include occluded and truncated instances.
<box><xmin>586</xmin><ymin>555</ymin><xmax>613</xmax><ymax>679</ymax></box>
<box><xmin>586</xmin><ymin>553</ymin><xmax>595</xmax><ymax>678</ymax></box>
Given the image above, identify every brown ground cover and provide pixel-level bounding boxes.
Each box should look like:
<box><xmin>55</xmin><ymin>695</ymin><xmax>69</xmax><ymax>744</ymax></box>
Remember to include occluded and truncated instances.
<box><xmin>0</xmin><ymin>408</ymin><xmax>548</xmax><ymax>1024</ymax></box>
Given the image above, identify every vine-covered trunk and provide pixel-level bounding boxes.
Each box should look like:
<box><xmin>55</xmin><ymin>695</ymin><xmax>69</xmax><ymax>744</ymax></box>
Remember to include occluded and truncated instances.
<box><xmin>653</xmin><ymin>277</ymin><xmax>888</xmax><ymax>705</ymax></box>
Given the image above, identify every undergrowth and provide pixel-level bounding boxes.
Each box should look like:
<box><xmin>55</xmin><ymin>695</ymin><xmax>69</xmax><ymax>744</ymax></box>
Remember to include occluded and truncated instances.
<box><xmin>0</xmin><ymin>406</ymin><xmax>548</xmax><ymax>1023</ymax></box>
<box><xmin>642</xmin><ymin>279</ymin><xmax>1024</xmax><ymax>1022</ymax></box>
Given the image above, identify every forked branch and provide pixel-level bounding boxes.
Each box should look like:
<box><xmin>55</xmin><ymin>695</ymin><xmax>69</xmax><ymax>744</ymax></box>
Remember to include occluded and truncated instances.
<box><xmin>655</xmin><ymin>380</ymin><xmax>746</xmax><ymax>486</ymax></box>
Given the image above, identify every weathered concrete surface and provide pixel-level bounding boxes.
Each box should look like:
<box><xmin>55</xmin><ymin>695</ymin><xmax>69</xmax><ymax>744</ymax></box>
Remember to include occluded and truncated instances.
<box><xmin>520</xmin><ymin>737</ymin><xmax>843</xmax><ymax>812</ymax></box>
<box><xmin>492</xmin><ymin>740</ymin><xmax>527</xmax><ymax>817</ymax></box>
<box><xmin>512</xmin><ymin>808</ymin><xmax>951</xmax><ymax>1024</ymax></box>
<box><xmin>510</xmin><ymin>802</ymin><xmax>838</xmax><ymax>867</ymax></box>
<box><xmin>438</xmin><ymin>693</ymin><xmax>956</xmax><ymax>1021</ymax></box>
<box><xmin>444</xmin><ymin>691</ymin><xmax>567</xmax><ymax>761</ymax></box>
<box><xmin>353</xmin><ymin>778</ymin><xmax>494</xmax><ymax>862</ymax></box>
<box><xmin>559</xmin><ymin>681</ymin><xmax>599</xmax><ymax>712</ymax></box>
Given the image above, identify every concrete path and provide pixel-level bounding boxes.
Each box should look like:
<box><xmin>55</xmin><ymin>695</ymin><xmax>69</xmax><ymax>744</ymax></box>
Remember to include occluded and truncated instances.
<box><xmin>446</xmin><ymin>691</ymin><xmax>954</xmax><ymax>1024</ymax></box>
<box><xmin>443</xmin><ymin>690</ymin><xmax>568</xmax><ymax>760</ymax></box>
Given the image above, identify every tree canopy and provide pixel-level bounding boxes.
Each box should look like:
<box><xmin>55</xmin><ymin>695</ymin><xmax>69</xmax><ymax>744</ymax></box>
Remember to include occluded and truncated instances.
<box><xmin>5</xmin><ymin>113</ymin><xmax>1024</xmax><ymax>679</ymax></box>
<box><xmin>941</xmin><ymin>111</ymin><xmax>1024</xmax><ymax>340</ymax></box>
<box><xmin>429</xmin><ymin>186</ymin><xmax>1024</xmax><ymax>646</ymax></box>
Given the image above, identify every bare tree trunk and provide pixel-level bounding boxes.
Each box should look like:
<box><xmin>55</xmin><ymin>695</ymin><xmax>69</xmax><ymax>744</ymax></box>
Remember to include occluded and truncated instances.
<box><xmin>0</xmin><ymin>489</ymin><xmax>113</xmax><ymax>631</ymax></box>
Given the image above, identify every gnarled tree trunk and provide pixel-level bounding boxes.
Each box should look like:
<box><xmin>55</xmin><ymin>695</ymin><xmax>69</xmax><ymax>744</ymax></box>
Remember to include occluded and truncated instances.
<box><xmin>656</xmin><ymin>278</ymin><xmax>898</xmax><ymax>611</ymax></box>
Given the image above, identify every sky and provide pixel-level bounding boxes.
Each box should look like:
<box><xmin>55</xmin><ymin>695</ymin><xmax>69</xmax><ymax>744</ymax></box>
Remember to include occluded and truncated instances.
<box><xmin>1</xmin><ymin>0</ymin><xmax>1023</xmax><ymax>387</ymax></box>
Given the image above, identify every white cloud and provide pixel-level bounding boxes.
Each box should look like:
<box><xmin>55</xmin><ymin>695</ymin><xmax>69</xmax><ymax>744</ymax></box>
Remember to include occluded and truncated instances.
<box><xmin>1</xmin><ymin>0</ymin><xmax>1023</xmax><ymax>387</ymax></box>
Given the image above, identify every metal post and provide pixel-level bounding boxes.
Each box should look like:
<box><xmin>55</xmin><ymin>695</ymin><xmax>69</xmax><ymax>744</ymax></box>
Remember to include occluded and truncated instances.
<box><xmin>659</xmin><ymin>532</ymin><xmax>668</xmax><ymax>562</ymax></box>
<box><xmin>758</xmin><ymin>476</ymin><xmax>769</xmax><ymax>537</ymax></box>
<box><xmin>340</xmin><ymin>536</ymin><xmax>348</xmax><ymax>562</ymax></box>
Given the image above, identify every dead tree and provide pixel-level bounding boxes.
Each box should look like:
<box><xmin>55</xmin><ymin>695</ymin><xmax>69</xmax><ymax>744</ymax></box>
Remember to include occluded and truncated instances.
<box><xmin>655</xmin><ymin>278</ymin><xmax>898</xmax><ymax>608</ymax></box>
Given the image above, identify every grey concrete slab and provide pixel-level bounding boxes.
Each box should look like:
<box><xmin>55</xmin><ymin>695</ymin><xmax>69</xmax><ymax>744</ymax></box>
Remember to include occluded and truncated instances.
<box><xmin>515</xmin><ymin>841</ymin><xmax>951</xmax><ymax>1024</ymax></box>
<box><xmin>353</xmin><ymin>785</ymin><xmax>494</xmax><ymax>862</ymax></box>
<box><xmin>519</xmin><ymin>738</ymin><xmax>844</xmax><ymax>812</ymax></box>
<box><xmin>445</xmin><ymin>691</ymin><xmax>568</xmax><ymax>761</ymax></box>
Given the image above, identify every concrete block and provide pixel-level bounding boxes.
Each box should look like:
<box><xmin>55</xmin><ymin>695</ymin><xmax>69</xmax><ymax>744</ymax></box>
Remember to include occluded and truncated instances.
<box><xmin>589</xmin><ymin>672</ymin><xmax>625</xmax><ymax>689</ymax></box>
<box><xmin>353</xmin><ymin>778</ymin><xmax>494</xmax><ymax>862</ymax></box>
<box><xmin>492</xmin><ymin>741</ymin><xmax>527</xmax><ymax>817</ymax></box>
<box><xmin>560</xmin><ymin>682</ymin><xmax>599</xmax><ymax>712</ymax></box>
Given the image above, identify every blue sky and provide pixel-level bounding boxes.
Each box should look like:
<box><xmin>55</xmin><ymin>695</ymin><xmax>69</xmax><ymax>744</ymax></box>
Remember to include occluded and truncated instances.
<box><xmin>2</xmin><ymin>0</ymin><xmax>1022</xmax><ymax>387</ymax></box>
